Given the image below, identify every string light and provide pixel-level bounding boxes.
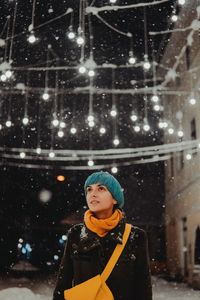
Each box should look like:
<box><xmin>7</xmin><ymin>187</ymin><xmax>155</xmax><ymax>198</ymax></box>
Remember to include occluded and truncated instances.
<box><xmin>76</xmin><ymin>36</ymin><xmax>85</xmax><ymax>46</ymax></box>
<box><xmin>70</xmin><ymin>127</ymin><xmax>77</xmax><ymax>134</ymax></box>
<box><xmin>111</xmin><ymin>166</ymin><xmax>118</xmax><ymax>174</ymax></box>
<box><xmin>143</xmin><ymin>124</ymin><xmax>150</xmax><ymax>131</ymax></box>
<box><xmin>153</xmin><ymin>104</ymin><xmax>160</xmax><ymax>111</ymax></box>
<box><xmin>109</xmin><ymin>0</ymin><xmax>117</xmax><ymax>3</ymax></box>
<box><xmin>88</xmin><ymin>159</ymin><xmax>94</xmax><ymax>166</ymax></box>
<box><xmin>130</xmin><ymin>112</ymin><xmax>138</xmax><ymax>122</ymax></box>
<box><xmin>110</xmin><ymin>106</ymin><xmax>117</xmax><ymax>117</ymax></box>
<box><xmin>20</xmin><ymin>152</ymin><xmax>26</xmax><ymax>158</ymax></box>
<box><xmin>113</xmin><ymin>137</ymin><xmax>120</xmax><ymax>146</ymax></box>
<box><xmin>128</xmin><ymin>51</ymin><xmax>136</xmax><ymax>65</ymax></box>
<box><xmin>88</xmin><ymin>69</ymin><xmax>95</xmax><ymax>77</ymax></box>
<box><xmin>151</xmin><ymin>95</ymin><xmax>159</xmax><ymax>102</ymax></box>
<box><xmin>5</xmin><ymin>70</ymin><xmax>12</xmax><ymax>78</ymax></box>
<box><xmin>99</xmin><ymin>126</ymin><xmax>106</xmax><ymax>134</ymax></box>
<box><xmin>0</xmin><ymin>124</ymin><xmax>2</xmax><ymax>130</ymax></box>
<box><xmin>49</xmin><ymin>151</ymin><xmax>55</xmax><ymax>158</ymax></box>
<box><xmin>171</xmin><ymin>14</ymin><xmax>178</xmax><ymax>22</ymax></box>
<box><xmin>36</xmin><ymin>147</ymin><xmax>41</xmax><ymax>154</ymax></box>
<box><xmin>134</xmin><ymin>125</ymin><xmax>140</xmax><ymax>132</ymax></box>
<box><xmin>186</xmin><ymin>153</ymin><xmax>192</xmax><ymax>160</ymax></box>
<box><xmin>22</xmin><ymin>116</ymin><xmax>29</xmax><ymax>125</ymax></box>
<box><xmin>52</xmin><ymin>118</ymin><xmax>59</xmax><ymax>127</ymax></box>
<box><xmin>79</xmin><ymin>66</ymin><xmax>86</xmax><ymax>74</ymax></box>
<box><xmin>42</xmin><ymin>91</ymin><xmax>50</xmax><ymax>101</ymax></box>
<box><xmin>60</xmin><ymin>121</ymin><xmax>66</xmax><ymax>128</ymax></box>
<box><xmin>58</xmin><ymin>130</ymin><xmax>64</xmax><ymax>138</ymax></box>
<box><xmin>28</xmin><ymin>32</ymin><xmax>36</xmax><ymax>44</ymax></box>
<box><xmin>189</xmin><ymin>97</ymin><xmax>196</xmax><ymax>105</ymax></box>
<box><xmin>0</xmin><ymin>74</ymin><xmax>7</xmax><ymax>82</ymax></box>
<box><xmin>6</xmin><ymin>120</ymin><xmax>12</xmax><ymax>127</ymax></box>
<box><xmin>143</xmin><ymin>54</ymin><xmax>151</xmax><ymax>70</ymax></box>
<box><xmin>178</xmin><ymin>0</ymin><xmax>185</xmax><ymax>5</ymax></box>
<box><xmin>67</xmin><ymin>26</ymin><xmax>75</xmax><ymax>40</ymax></box>
<box><xmin>177</xmin><ymin>130</ymin><xmax>184</xmax><ymax>137</ymax></box>
<box><xmin>168</xmin><ymin>127</ymin><xmax>174</xmax><ymax>135</ymax></box>
<box><xmin>87</xmin><ymin>115</ymin><xmax>94</xmax><ymax>122</ymax></box>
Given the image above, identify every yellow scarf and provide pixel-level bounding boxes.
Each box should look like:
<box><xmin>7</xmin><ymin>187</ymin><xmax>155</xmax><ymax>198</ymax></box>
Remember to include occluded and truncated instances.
<box><xmin>84</xmin><ymin>209</ymin><xmax>123</xmax><ymax>237</ymax></box>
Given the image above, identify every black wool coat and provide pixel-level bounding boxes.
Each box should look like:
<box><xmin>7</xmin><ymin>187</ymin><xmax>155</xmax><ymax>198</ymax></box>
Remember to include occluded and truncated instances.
<box><xmin>53</xmin><ymin>218</ymin><xmax>152</xmax><ymax>300</ymax></box>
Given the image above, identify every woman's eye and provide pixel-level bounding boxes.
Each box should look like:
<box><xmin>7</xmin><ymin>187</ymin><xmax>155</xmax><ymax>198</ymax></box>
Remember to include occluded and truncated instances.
<box><xmin>99</xmin><ymin>186</ymin><xmax>105</xmax><ymax>191</ymax></box>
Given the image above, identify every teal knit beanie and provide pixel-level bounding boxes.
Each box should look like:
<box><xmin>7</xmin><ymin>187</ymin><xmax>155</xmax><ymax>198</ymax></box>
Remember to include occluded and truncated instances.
<box><xmin>84</xmin><ymin>171</ymin><xmax>124</xmax><ymax>208</ymax></box>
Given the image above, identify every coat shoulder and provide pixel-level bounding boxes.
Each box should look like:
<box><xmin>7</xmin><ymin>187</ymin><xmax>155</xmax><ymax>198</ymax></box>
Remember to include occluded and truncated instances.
<box><xmin>128</xmin><ymin>224</ymin><xmax>147</xmax><ymax>243</ymax></box>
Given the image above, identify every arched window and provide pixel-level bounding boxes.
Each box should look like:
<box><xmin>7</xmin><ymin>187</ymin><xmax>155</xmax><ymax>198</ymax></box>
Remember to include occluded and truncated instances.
<box><xmin>194</xmin><ymin>226</ymin><xmax>200</xmax><ymax>265</ymax></box>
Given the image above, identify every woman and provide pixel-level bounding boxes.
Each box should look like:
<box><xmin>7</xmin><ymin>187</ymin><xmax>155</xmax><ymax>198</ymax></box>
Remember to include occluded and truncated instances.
<box><xmin>53</xmin><ymin>171</ymin><xmax>152</xmax><ymax>300</ymax></box>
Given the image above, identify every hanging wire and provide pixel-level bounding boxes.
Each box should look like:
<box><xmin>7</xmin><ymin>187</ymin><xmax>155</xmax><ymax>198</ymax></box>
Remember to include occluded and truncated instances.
<box><xmin>4</xmin><ymin>16</ymin><xmax>11</xmax><ymax>62</ymax></box>
<box><xmin>37</xmin><ymin>98</ymin><xmax>42</xmax><ymax>149</ymax></box>
<box><xmin>44</xmin><ymin>46</ymin><xmax>50</xmax><ymax>91</ymax></box>
<box><xmin>24</xmin><ymin>71</ymin><xmax>30</xmax><ymax>117</ymax></box>
<box><xmin>31</xmin><ymin>0</ymin><xmax>37</xmax><ymax>29</ymax></box>
<box><xmin>143</xmin><ymin>6</ymin><xmax>148</xmax><ymax>57</ymax></box>
<box><xmin>79</xmin><ymin>0</ymin><xmax>86</xmax><ymax>63</ymax></box>
<box><xmin>9</xmin><ymin>1</ymin><xmax>18</xmax><ymax>63</ymax></box>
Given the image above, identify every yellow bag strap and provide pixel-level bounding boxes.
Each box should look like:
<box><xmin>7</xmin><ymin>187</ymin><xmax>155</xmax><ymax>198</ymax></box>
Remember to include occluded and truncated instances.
<box><xmin>101</xmin><ymin>223</ymin><xmax>132</xmax><ymax>281</ymax></box>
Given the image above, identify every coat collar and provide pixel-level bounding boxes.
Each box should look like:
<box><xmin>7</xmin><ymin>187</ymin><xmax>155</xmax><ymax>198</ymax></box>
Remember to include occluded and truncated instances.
<box><xmin>74</xmin><ymin>217</ymin><xmax>126</xmax><ymax>253</ymax></box>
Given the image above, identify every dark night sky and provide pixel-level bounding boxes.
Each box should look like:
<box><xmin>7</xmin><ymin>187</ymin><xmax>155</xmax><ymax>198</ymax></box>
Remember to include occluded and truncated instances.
<box><xmin>0</xmin><ymin>0</ymin><xmax>175</xmax><ymax>269</ymax></box>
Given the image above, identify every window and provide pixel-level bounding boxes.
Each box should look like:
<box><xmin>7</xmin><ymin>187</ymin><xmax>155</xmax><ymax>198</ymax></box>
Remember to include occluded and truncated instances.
<box><xmin>190</xmin><ymin>118</ymin><xmax>196</xmax><ymax>140</ymax></box>
<box><xmin>195</xmin><ymin>226</ymin><xmax>200</xmax><ymax>265</ymax></box>
<box><xmin>185</xmin><ymin>46</ymin><xmax>190</xmax><ymax>70</ymax></box>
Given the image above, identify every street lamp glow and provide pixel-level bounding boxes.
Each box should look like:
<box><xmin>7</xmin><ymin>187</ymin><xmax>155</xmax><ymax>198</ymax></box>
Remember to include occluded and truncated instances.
<box><xmin>128</xmin><ymin>56</ymin><xmax>136</xmax><ymax>64</ymax></box>
<box><xmin>130</xmin><ymin>113</ymin><xmax>138</xmax><ymax>122</ymax></box>
<box><xmin>177</xmin><ymin>130</ymin><xmax>184</xmax><ymax>137</ymax></box>
<box><xmin>67</xmin><ymin>31</ymin><xmax>75</xmax><ymax>40</ymax></box>
<box><xmin>60</xmin><ymin>121</ymin><xmax>66</xmax><ymax>128</ymax></box>
<box><xmin>186</xmin><ymin>153</ymin><xmax>192</xmax><ymax>160</ymax></box>
<box><xmin>110</xmin><ymin>107</ymin><xmax>117</xmax><ymax>117</ymax></box>
<box><xmin>151</xmin><ymin>95</ymin><xmax>159</xmax><ymax>102</ymax></box>
<box><xmin>87</xmin><ymin>115</ymin><xmax>94</xmax><ymax>122</ymax></box>
<box><xmin>153</xmin><ymin>104</ymin><xmax>160</xmax><ymax>111</ymax></box>
<box><xmin>143</xmin><ymin>124</ymin><xmax>150</xmax><ymax>131</ymax></box>
<box><xmin>88</xmin><ymin>120</ymin><xmax>95</xmax><ymax>127</ymax></box>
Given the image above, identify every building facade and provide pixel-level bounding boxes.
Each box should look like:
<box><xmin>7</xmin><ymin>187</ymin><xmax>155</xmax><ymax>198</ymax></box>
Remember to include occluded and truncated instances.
<box><xmin>158</xmin><ymin>0</ymin><xmax>200</xmax><ymax>288</ymax></box>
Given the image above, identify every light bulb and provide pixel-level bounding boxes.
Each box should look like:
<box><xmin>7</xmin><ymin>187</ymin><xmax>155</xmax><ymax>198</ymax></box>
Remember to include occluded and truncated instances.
<box><xmin>88</xmin><ymin>70</ymin><xmax>95</xmax><ymax>77</ymax></box>
<box><xmin>42</xmin><ymin>92</ymin><xmax>50</xmax><ymax>100</ymax></box>
<box><xmin>151</xmin><ymin>95</ymin><xmax>159</xmax><ymax>102</ymax></box>
<box><xmin>110</xmin><ymin>108</ymin><xmax>117</xmax><ymax>117</ymax></box>
<box><xmin>5</xmin><ymin>70</ymin><xmax>12</xmax><ymax>78</ymax></box>
<box><xmin>128</xmin><ymin>56</ymin><xmax>136</xmax><ymax>64</ymax></box>
<box><xmin>67</xmin><ymin>31</ymin><xmax>75</xmax><ymax>39</ymax></box>
<box><xmin>88</xmin><ymin>159</ymin><xmax>94</xmax><ymax>167</ymax></box>
<box><xmin>168</xmin><ymin>128</ymin><xmax>174</xmax><ymax>134</ymax></box>
<box><xmin>52</xmin><ymin>119</ymin><xmax>59</xmax><ymax>127</ymax></box>
<box><xmin>189</xmin><ymin>97</ymin><xmax>196</xmax><ymax>105</ymax></box>
<box><xmin>58</xmin><ymin>130</ymin><xmax>64</xmax><ymax>137</ymax></box>
<box><xmin>177</xmin><ymin>130</ymin><xmax>184</xmax><ymax>137</ymax></box>
<box><xmin>28</xmin><ymin>33</ymin><xmax>36</xmax><ymax>44</ymax></box>
<box><xmin>178</xmin><ymin>0</ymin><xmax>185</xmax><ymax>5</ymax></box>
<box><xmin>143</xmin><ymin>124</ymin><xmax>150</xmax><ymax>131</ymax></box>
<box><xmin>186</xmin><ymin>153</ymin><xmax>192</xmax><ymax>160</ymax></box>
<box><xmin>87</xmin><ymin>115</ymin><xmax>94</xmax><ymax>122</ymax></box>
<box><xmin>88</xmin><ymin>121</ymin><xmax>95</xmax><ymax>127</ymax></box>
<box><xmin>60</xmin><ymin>121</ymin><xmax>66</xmax><ymax>128</ymax></box>
<box><xmin>111</xmin><ymin>166</ymin><xmax>118</xmax><ymax>174</ymax></box>
<box><xmin>6</xmin><ymin>120</ymin><xmax>12</xmax><ymax>127</ymax></box>
<box><xmin>20</xmin><ymin>152</ymin><xmax>26</xmax><ymax>158</ymax></box>
<box><xmin>70</xmin><ymin>127</ymin><xmax>77</xmax><ymax>134</ymax></box>
<box><xmin>49</xmin><ymin>151</ymin><xmax>55</xmax><ymax>158</ymax></box>
<box><xmin>134</xmin><ymin>125</ymin><xmax>140</xmax><ymax>132</ymax></box>
<box><xmin>110</xmin><ymin>0</ymin><xmax>117</xmax><ymax>3</ymax></box>
<box><xmin>79</xmin><ymin>66</ymin><xmax>86</xmax><ymax>74</ymax></box>
<box><xmin>100</xmin><ymin>127</ymin><xmax>106</xmax><ymax>134</ymax></box>
<box><xmin>171</xmin><ymin>14</ymin><xmax>178</xmax><ymax>22</ymax></box>
<box><xmin>22</xmin><ymin>117</ymin><xmax>29</xmax><ymax>125</ymax></box>
<box><xmin>130</xmin><ymin>113</ymin><xmax>138</xmax><ymax>122</ymax></box>
<box><xmin>77</xmin><ymin>36</ymin><xmax>84</xmax><ymax>45</ymax></box>
<box><xmin>0</xmin><ymin>124</ymin><xmax>2</xmax><ymax>130</ymax></box>
<box><xmin>36</xmin><ymin>147</ymin><xmax>41</xmax><ymax>154</ymax></box>
<box><xmin>154</xmin><ymin>104</ymin><xmax>160</xmax><ymax>111</ymax></box>
<box><xmin>158</xmin><ymin>121</ymin><xmax>164</xmax><ymax>129</ymax></box>
<box><xmin>113</xmin><ymin>137</ymin><xmax>120</xmax><ymax>146</ymax></box>
<box><xmin>1</xmin><ymin>74</ymin><xmax>7</xmax><ymax>82</ymax></box>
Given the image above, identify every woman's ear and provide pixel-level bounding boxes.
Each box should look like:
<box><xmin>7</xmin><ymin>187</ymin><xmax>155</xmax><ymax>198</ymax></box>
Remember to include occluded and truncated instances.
<box><xmin>113</xmin><ymin>199</ymin><xmax>117</xmax><ymax>205</ymax></box>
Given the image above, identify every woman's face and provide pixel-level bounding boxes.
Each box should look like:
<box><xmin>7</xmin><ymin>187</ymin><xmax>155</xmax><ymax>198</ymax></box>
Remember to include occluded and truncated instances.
<box><xmin>86</xmin><ymin>183</ymin><xmax>117</xmax><ymax>215</ymax></box>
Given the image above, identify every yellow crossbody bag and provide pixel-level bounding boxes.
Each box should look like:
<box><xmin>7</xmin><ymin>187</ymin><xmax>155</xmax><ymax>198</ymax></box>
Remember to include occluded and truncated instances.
<box><xmin>64</xmin><ymin>223</ymin><xmax>131</xmax><ymax>300</ymax></box>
